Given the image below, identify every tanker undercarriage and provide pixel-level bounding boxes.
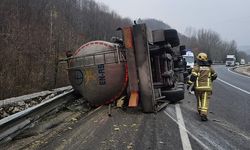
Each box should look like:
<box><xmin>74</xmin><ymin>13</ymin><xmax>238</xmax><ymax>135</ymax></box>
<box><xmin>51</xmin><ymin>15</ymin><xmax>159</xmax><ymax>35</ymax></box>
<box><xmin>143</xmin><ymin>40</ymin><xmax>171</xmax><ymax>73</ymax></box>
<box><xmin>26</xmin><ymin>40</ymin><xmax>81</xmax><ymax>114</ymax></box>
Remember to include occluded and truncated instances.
<box><xmin>66</xmin><ymin>23</ymin><xmax>187</xmax><ymax>113</ymax></box>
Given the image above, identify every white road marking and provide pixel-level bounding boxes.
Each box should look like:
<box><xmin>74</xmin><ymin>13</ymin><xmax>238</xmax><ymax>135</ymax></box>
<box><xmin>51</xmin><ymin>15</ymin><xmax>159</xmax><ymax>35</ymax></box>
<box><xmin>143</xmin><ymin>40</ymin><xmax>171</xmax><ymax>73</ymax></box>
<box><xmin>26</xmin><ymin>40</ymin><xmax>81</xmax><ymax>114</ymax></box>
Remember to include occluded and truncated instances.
<box><xmin>217</xmin><ymin>78</ymin><xmax>250</xmax><ymax>95</ymax></box>
<box><xmin>227</xmin><ymin>67</ymin><xmax>250</xmax><ymax>79</ymax></box>
<box><xmin>175</xmin><ymin>104</ymin><xmax>192</xmax><ymax>150</ymax></box>
<box><xmin>164</xmin><ymin>109</ymin><xmax>209</xmax><ymax>150</ymax></box>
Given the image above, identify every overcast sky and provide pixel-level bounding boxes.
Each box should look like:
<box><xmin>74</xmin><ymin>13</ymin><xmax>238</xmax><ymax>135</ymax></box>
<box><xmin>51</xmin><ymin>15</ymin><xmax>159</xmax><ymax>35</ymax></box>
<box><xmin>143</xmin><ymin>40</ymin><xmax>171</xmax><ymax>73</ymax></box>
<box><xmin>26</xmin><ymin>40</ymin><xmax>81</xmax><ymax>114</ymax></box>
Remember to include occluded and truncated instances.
<box><xmin>95</xmin><ymin>0</ymin><xmax>250</xmax><ymax>47</ymax></box>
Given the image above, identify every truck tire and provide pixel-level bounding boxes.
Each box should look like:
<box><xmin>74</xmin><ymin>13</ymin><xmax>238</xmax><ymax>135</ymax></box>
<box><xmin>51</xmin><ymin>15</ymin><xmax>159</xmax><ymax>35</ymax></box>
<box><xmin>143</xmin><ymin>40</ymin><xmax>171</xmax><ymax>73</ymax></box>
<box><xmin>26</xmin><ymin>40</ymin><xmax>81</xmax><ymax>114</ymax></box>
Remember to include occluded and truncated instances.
<box><xmin>161</xmin><ymin>87</ymin><xmax>184</xmax><ymax>103</ymax></box>
<box><xmin>164</xmin><ymin>29</ymin><xmax>180</xmax><ymax>47</ymax></box>
<box><xmin>178</xmin><ymin>73</ymin><xmax>184</xmax><ymax>83</ymax></box>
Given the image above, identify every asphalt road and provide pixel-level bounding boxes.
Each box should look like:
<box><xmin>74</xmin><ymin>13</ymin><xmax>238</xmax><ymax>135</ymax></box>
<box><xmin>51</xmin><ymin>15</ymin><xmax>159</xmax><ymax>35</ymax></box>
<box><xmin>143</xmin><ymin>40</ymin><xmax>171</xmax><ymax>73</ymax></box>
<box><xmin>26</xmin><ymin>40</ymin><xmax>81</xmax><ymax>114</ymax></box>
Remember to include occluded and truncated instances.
<box><xmin>2</xmin><ymin>65</ymin><xmax>250</xmax><ymax>150</ymax></box>
<box><xmin>164</xmin><ymin>65</ymin><xmax>250</xmax><ymax>150</ymax></box>
<box><xmin>212</xmin><ymin>65</ymin><xmax>250</xmax><ymax>135</ymax></box>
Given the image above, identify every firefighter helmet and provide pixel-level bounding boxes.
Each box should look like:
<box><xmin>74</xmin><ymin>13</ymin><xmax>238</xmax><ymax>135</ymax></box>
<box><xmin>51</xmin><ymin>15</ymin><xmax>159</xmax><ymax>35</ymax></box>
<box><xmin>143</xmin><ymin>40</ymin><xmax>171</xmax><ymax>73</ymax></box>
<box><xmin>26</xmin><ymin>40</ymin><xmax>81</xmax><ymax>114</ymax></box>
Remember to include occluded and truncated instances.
<box><xmin>197</xmin><ymin>53</ymin><xmax>208</xmax><ymax>61</ymax></box>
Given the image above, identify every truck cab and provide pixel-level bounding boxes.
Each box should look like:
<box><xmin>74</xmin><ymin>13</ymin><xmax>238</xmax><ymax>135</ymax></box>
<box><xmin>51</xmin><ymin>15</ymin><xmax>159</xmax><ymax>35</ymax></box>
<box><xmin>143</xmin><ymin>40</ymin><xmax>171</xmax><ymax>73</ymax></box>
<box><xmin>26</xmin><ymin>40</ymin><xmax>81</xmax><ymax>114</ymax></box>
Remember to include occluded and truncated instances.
<box><xmin>225</xmin><ymin>55</ymin><xmax>236</xmax><ymax>66</ymax></box>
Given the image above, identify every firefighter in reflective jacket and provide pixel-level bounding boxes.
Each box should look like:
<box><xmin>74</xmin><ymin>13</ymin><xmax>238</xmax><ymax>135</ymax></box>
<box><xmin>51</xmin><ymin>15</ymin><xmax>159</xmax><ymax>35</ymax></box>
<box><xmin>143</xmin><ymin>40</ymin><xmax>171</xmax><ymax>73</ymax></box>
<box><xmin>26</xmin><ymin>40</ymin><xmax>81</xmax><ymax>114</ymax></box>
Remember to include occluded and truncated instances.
<box><xmin>187</xmin><ymin>53</ymin><xmax>217</xmax><ymax>121</ymax></box>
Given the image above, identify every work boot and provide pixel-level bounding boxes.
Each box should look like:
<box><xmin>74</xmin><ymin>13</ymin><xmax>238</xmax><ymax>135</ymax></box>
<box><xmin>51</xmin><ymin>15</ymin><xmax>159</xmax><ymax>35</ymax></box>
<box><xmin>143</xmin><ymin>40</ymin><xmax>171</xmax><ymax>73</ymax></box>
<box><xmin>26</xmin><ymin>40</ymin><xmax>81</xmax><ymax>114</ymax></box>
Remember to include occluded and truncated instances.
<box><xmin>200</xmin><ymin>114</ymin><xmax>208</xmax><ymax>121</ymax></box>
<box><xmin>198</xmin><ymin>110</ymin><xmax>201</xmax><ymax>115</ymax></box>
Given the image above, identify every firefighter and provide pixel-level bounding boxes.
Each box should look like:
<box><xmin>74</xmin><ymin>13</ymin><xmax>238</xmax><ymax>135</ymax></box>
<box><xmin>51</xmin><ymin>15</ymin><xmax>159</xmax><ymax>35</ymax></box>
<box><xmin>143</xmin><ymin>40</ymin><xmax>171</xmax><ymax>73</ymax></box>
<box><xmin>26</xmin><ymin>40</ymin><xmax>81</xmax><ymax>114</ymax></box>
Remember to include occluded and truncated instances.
<box><xmin>187</xmin><ymin>53</ymin><xmax>217</xmax><ymax>121</ymax></box>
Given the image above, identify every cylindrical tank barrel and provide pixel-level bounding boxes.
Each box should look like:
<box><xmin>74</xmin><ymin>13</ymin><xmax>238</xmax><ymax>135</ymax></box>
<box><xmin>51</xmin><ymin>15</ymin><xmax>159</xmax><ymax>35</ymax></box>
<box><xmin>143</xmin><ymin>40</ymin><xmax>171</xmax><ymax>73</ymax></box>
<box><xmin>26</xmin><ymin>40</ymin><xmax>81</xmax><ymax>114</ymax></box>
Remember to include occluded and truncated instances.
<box><xmin>67</xmin><ymin>41</ymin><xmax>127</xmax><ymax>106</ymax></box>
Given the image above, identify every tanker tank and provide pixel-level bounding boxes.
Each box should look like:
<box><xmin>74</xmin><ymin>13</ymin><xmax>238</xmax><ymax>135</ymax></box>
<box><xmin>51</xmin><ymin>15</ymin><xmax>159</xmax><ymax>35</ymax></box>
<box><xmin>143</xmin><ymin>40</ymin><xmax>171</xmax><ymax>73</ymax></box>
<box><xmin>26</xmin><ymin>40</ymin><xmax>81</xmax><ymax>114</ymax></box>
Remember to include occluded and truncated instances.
<box><xmin>67</xmin><ymin>40</ymin><xmax>127</xmax><ymax>106</ymax></box>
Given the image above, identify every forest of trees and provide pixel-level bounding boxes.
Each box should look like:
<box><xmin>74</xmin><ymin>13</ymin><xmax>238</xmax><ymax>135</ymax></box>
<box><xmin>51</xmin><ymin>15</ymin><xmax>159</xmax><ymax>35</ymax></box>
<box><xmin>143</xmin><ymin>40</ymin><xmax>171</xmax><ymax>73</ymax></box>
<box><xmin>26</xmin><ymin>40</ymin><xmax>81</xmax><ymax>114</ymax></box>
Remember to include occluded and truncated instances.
<box><xmin>179</xmin><ymin>27</ymin><xmax>250</xmax><ymax>63</ymax></box>
<box><xmin>0</xmin><ymin>0</ymin><xmax>249</xmax><ymax>99</ymax></box>
<box><xmin>141</xmin><ymin>19</ymin><xmax>250</xmax><ymax>63</ymax></box>
<box><xmin>0</xmin><ymin>0</ymin><xmax>131</xmax><ymax>99</ymax></box>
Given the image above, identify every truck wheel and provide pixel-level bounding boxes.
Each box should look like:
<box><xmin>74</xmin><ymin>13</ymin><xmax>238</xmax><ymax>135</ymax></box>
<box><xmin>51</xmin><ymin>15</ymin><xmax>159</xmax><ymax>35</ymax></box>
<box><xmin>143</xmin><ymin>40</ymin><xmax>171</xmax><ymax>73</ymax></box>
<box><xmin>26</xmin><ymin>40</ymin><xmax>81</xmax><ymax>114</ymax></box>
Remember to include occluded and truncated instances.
<box><xmin>161</xmin><ymin>87</ymin><xmax>184</xmax><ymax>103</ymax></box>
<box><xmin>178</xmin><ymin>73</ymin><xmax>184</xmax><ymax>82</ymax></box>
<box><xmin>164</xmin><ymin>29</ymin><xmax>180</xmax><ymax>47</ymax></box>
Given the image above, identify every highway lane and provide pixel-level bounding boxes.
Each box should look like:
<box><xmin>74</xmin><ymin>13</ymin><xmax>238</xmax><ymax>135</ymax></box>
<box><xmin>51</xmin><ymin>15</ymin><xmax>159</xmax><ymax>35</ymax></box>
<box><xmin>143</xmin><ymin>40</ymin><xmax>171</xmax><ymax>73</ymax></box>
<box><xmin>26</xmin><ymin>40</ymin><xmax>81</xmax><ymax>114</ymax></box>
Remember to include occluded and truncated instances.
<box><xmin>213</xmin><ymin>65</ymin><xmax>250</xmax><ymax>134</ymax></box>
<box><xmin>213</xmin><ymin>65</ymin><xmax>250</xmax><ymax>93</ymax></box>
<box><xmin>164</xmin><ymin>65</ymin><xmax>250</xmax><ymax>149</ymax></box>
<box><xmin>2</xmin><ymin>65</ymin><xmax>250</xmax><ymax>150</ymax></box>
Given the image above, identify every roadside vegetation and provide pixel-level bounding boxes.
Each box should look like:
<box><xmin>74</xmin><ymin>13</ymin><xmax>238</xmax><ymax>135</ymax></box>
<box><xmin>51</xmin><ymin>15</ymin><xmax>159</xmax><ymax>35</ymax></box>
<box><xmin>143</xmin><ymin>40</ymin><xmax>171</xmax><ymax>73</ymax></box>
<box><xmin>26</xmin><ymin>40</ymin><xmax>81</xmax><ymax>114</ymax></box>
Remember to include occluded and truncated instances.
<box><xmin>139</xmin><ymin>19</ymin><xmax>250</xmax><ymax>63</ymax></box>
<box><xmin>179</xmin><ymin>27</ymin><xmax>250</xmax><ymax>63</ymax></box>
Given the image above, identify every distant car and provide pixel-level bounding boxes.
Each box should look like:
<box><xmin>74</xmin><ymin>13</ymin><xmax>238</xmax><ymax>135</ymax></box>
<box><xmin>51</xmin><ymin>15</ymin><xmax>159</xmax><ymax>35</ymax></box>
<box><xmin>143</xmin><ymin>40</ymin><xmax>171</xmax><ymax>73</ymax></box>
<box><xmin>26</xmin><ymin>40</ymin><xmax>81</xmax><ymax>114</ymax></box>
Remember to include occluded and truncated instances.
<box><xmin>235</xmin><ymin>62</ymin><xmax>240</xmax><ymax>66</ymax></box>
<box><xmin>240</xmin><ymin>59</ymin><xmax>245</xmax><ymax>65</ymax></box>
<box><xmin>183</xmin><ymin>50</ymin><xmax>194</xmax><ymax>74</ymax></box>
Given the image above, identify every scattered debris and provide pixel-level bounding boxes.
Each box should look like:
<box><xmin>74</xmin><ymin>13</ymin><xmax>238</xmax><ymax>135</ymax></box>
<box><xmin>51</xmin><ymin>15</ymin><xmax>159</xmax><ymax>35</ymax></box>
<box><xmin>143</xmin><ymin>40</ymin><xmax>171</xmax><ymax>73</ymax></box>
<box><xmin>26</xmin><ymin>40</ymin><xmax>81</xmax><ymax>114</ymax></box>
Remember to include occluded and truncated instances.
<box><xmin>71</xmin><ymin>118</ymin><xmax>77</xmax><ymax>121</ymax></box>
<box><xmin>131</xmin><ymin>124</ymin><xmax>137</xmax><ymax>127</ymax></box>
<box><xmin>116</xmin><ymin>96</ymin><xmax>126</xmax><ymax>108</ymax></box>
<box><xmin>0</xmin><ymin>87</ymin><xmax>72</xmax><ymax>119</ymax></box>
<box><xmin>66</xmin><ymin>98</ymin><xmax>89</xmax><ymax>112</ymax></box>
<box><xmin>35</xmin><ymin>140</ymin><xmax>41</xmax><ymax>143</ymax></box>
<box><xmin>114</xmin><ymin>127</ymin><xmax>120</xmax><ymax>131</ymax></box>
<box><xmin>82</xmin><ymin>140</ymin><xmax>87</xmax><ymax>143</ymax></box>
<box><xmin>212</xmin><ymin>119</ymin><xmax>221</xmax><ymax>122</ymax></box>
<box><xmin>127</xmin><ymin>142</ymin><xmax>133</xmax><ymax>149</ymax></box>
<box><xmin>209</xmin><ymin>111</ymin><xmax>215</xmax><ymax>114</ymax></box>
<box><xmin>109</xmin><ymin>140</ymin><xmax>115</xmax><ymax>143</ymax></box>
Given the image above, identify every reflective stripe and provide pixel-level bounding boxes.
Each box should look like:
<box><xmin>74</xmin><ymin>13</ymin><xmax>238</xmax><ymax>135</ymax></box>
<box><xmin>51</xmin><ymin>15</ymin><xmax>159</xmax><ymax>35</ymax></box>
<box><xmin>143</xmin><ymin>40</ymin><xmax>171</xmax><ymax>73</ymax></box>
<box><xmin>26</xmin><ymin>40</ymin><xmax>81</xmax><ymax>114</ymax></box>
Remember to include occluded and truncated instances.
<box><xmin>187</xmin><ymin>81</ymin><xmax>193</xmax><ymax>85</ymax></box>
<box><xmin>196</xmin><ymin>76</ymin><xmax>199</xmax><ymax>87</ymax></box>
<box><xmin>195</xmin><ymin>86</ymin><xmax>212</xmax><ymax>91</ymax></box>
<box><xmin>211</xmin><ymin>73</ymin><xmax>217</xmax><ymax>80</ymax></box>
<box><xmin>201</xmin><ymin>92</ymin><xmax>209</xmax><ymax>115</ymax></box>
<box><xmin>195</xmin><ymin>72</ymin><xmax>200</xmax><ymax>87</ymax></box>
<box><xmin>207</xmin><ymin>71</ymin><xmax>211</xmax><ymax>87</ymax></box>
<box><xmin>197</xmin><ymin>94</ymin><xmax>202</xmax><ymax>111</ymax></box>
<box><xmin>195</xmin><ymin>67</ymin><xmax>212</xmax><ymax>91</ymax></box>
<box><xmin>192</xmin><ymin>72</ymin><xmax>198</xmax><ymax>76</ymax></box>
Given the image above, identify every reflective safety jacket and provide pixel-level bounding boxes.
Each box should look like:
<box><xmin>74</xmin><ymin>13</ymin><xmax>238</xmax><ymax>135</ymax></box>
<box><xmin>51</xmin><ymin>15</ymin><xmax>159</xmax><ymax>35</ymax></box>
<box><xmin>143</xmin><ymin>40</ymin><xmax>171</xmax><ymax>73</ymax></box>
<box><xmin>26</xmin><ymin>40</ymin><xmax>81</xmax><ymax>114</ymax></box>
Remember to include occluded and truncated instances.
<box><xmin>188</xmin><ymin>65</ymin><xmax>217</xmax><ymax>92</ymax></box>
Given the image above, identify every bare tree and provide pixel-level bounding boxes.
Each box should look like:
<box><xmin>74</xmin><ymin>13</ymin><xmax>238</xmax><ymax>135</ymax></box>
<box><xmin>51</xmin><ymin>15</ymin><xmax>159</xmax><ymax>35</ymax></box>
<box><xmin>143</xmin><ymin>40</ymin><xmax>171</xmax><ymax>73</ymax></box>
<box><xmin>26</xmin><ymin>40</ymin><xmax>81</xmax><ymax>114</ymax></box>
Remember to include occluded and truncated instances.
<box><xmin>0</xmin><ymin>0</ymin><xmax>132</xmax><ymax>99</ymax></box>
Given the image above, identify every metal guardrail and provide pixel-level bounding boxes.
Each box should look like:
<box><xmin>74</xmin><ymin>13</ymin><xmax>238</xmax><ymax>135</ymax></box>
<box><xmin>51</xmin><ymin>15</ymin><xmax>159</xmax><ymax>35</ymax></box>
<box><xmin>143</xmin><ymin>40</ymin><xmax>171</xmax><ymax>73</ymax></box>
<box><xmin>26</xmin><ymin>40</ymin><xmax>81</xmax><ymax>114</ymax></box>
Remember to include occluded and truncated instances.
<box><xmin>0</xmin><ymin>89</ymin><xmax>77</xmax><ymax>144</ymax></box>
<box><xmin>0</xmin><ymin>86</ymin><xmax>72</xmax><ymax>107</ymax></box>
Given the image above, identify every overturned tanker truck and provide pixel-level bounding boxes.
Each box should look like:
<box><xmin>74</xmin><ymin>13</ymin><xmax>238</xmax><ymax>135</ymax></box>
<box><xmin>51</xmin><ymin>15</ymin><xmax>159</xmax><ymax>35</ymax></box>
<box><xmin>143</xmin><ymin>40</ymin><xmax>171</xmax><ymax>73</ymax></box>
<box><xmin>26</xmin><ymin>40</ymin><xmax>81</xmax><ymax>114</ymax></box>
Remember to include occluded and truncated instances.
<box><xmin>66</xmin><ymin>23</ymin><xmax>187</xmax><ymax>113</ymax></box>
